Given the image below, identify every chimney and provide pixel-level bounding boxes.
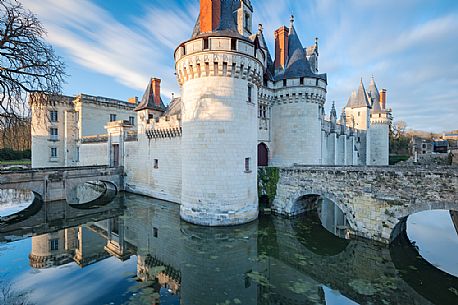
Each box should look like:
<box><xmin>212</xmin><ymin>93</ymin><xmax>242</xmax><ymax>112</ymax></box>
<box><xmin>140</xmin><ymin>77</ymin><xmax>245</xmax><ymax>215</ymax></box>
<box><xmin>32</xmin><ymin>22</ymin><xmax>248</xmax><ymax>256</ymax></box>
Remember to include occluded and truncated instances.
<box><xmin>151</xmin><ymin>78</ymin><xmax>161</xmax><ymax>107</ymax></box>
<box><xmin>274</xmin><ymin>26</ymin><xmax>289</xmax><ymax>71</ymax></box>
<box><xmin>380</xmin><ymin>89</ymin><xmax>387</xmax><ymax>110</ymax></box>
<box><xmin>200</xmin><ymin>0</ymin><xmax>221</xmax><ymax>33</ymax></box>
<box><xmin>128</xmin><ymin>96</ymin><xmax>138</xmax><ymax>104</ymax></box>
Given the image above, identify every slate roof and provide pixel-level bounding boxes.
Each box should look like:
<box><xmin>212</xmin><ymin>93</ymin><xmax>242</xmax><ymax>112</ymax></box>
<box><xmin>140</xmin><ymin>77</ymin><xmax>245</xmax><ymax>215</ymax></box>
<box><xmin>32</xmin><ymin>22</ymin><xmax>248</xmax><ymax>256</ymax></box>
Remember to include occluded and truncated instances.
<box><xmin>192</xmin><ymin>0</ymin><xmax>243</xmax><ymax>39</ymax></box>
<box><xmin>346</xmin><ymin>80</ymin><xmax>371</xmax><ymax>109</ymax></box>
<box><xmin>163</xmin><ymin>97</ymin><xmax>182</xmax><ymax>117</ymax></box>
<box><xmin>275</xmin><ymin>23</ymin><xmax>326</xmax><ymax>81</ymax></box>
<box><xmin>135</xmin><ymin>79</ymin><xmax>166</xmax><ymax>112</ymax></box>
<box><xmin>371</xmin><ymin>96</ymin><xmax>383</xmax><ymax>114</ymax></box>
<box><xmin>368</xmin><ymin>77</ymin><xmax>380</xmax><ymax>106</ymax></box>
<box><xmin>252</xmin><ymin>27</ymin><xmax>275</xmax><ymax>80</ymax></box>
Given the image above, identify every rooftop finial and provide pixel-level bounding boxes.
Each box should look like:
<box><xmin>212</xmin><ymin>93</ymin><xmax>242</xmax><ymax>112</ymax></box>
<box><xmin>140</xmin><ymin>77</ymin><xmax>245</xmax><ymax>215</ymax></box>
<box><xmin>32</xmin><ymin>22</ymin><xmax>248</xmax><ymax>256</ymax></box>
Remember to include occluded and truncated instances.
<box><xmin>290</xmin><ymin>14</ymin><xmax>295</xmax><ymax>27</ymax></box>
<box><xmin>258</xmin><ymin>23</ymin><xmax>263</xmax><ymax>33</ymax></box>
<box><xmin>315</xmin><ymin>37</ymin><xmax>319</xmax><ymax>46</ymax></box>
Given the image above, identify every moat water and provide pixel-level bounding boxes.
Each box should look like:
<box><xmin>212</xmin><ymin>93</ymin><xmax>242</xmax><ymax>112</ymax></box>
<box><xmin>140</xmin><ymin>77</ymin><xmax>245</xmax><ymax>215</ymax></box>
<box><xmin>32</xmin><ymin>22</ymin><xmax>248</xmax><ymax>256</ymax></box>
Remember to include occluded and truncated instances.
<box><xmin>0</xmin><ymin>192</ymin><xmax>457</xmax><ymax>305</ymax></box>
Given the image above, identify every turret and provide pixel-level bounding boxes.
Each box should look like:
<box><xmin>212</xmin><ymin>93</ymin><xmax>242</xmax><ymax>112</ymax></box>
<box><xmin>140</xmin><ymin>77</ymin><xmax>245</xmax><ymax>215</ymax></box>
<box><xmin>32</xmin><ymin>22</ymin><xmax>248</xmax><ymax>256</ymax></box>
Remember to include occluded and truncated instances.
<box><xmin>175</xmin><ymin>0</ymin><xmax>262</xmax><ymax>226</ymax></box>
<box><xmin>330</xmin><ymin>102</ymin><xmax>337</xmax><ymax>132</ymax></box>
<box><xmin>345</xmin><ymin>79</ymin><xmax>371</xmax><ymax>130</ymax></box>
<box><xmin>368</xmin><ymin>77</ymin><xmax>390</xmax><ymax>165</ymax></box>
<box><xmin>270</xmin><ymin>15</ymin><xmax>327</xmax><ymax>166</ymax></box>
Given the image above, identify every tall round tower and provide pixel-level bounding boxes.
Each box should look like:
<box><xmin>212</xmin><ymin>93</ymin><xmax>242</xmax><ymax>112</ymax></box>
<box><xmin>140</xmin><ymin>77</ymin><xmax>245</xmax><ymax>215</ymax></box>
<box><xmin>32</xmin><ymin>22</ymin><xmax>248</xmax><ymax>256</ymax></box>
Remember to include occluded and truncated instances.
<box><xmin>174</xmin><ymin>0</ymin><xmax>263</xmax><ymax>226</ymax></box>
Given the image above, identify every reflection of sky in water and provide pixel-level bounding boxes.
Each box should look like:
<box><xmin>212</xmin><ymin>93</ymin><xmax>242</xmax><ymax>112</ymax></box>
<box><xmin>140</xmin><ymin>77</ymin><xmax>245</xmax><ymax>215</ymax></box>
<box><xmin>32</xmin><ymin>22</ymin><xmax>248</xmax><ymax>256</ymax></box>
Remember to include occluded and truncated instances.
<box><xmin>407</xmin><ymin>210</ymin><xmax>458</xmax><ymax>277</ymax></box>
<box><xmin>0</xmin><ymin>202</ymin><xmax>32</xmax><ymax>217</ymax></box>
<box><xmin>0</xmin><ymin>239</ymin><xmax>138</xmax><ymax>305</ymax></box>
<box><xmin>322</xmin><ymin>285</ymin><xmax>358</xmax><ymax>305</ymax></box>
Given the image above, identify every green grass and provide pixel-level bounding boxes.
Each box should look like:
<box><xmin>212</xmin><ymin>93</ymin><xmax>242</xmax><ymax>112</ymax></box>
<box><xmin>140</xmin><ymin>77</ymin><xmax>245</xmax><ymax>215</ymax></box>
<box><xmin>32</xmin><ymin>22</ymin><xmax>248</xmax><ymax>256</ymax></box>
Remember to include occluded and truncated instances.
<box><xmin>0</xmin><ymin>159</ymin><xmax>31</xmax><ymax>166</ymax></box>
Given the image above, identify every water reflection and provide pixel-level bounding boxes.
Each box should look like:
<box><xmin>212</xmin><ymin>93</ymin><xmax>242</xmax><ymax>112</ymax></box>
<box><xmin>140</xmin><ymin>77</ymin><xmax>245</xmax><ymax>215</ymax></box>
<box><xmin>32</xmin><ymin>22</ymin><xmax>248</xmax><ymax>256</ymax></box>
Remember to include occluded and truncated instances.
<box><xmin>0</xmin><ymin>193</ymin><xmax>457</xmax><ymax>305</ymax></box>
<box><xmin>0</xmin><ymin>189</ymin><xmax>35</xmax><ymax>218</ymax></box>
<box><xmin>407</xmin><ymin>210</ymin><xmax>458</xmax><ymax>277</ymax></box>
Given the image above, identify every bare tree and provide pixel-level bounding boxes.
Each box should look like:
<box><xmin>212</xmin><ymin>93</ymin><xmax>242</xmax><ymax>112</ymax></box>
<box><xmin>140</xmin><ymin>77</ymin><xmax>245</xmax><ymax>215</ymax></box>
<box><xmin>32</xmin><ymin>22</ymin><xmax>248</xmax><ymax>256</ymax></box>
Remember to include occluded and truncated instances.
<box><xmin>392</xmin><ymin>120</ymin><xmax>407</xmax><ymax>139</ymax></box>
<box><xmin>0</xmin><ymin>0</ymin><xmax>66</xmax><ymax>125</ymax></box>
<box><xmin>0</xmin><ymin>278</ymin><xmax>35</xmax><ymax>305</ymax></box>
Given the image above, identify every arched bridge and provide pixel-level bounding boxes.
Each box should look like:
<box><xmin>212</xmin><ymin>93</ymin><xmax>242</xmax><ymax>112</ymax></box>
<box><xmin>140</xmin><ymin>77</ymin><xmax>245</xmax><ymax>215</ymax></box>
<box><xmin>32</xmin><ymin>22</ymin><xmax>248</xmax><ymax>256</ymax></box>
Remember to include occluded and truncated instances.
<box><xmin>270</xmin><ymin>166</ymin><xmax>458</xmax><ymax>243</ymax></box>
<box><xmin>0</xmin><ymin>166</ymin><xmax>124</xmax><ymax>202</ymax></box>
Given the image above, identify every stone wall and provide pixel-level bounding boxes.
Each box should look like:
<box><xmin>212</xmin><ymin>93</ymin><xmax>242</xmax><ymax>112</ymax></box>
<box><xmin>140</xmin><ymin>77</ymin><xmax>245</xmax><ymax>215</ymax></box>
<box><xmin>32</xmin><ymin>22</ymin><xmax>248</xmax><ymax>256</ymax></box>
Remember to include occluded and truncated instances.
<box><xmin>79</xmin><ymin>143</ymin><xmax>108</xmax><ymax>166</ymax></box>
<box><xmin>124</xmin><ymin>135</ymin><xmax>182</xmax><ymax>204</ymax></box>
<box><xmin>272</xmin><ymin>166</ymin><xmax>458</xmax><ymax>243</ymax></box>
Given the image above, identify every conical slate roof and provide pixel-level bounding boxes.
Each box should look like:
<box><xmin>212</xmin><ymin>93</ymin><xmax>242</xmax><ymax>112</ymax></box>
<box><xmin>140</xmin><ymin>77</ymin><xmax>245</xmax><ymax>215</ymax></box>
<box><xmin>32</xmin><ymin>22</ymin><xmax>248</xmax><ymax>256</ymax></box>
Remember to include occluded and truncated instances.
<box><xmin>256</xmin><ymin>26</ymin><xmax>275</xmax><ymax>80</ymax></box>
<box><xmin>368</xmin><ymin>77</ymin><xmax>380</xmax><ymax>105</ymax></box>
<box><xmin>346</xmin><ymin>80</ymin><xmax>371</xmax><ymax>109</ymax></box>
<box><xmin>135</xmin><ymin>79</ymin><xmax>166</xmax><ymax>112</ymax></box>
<box><xmin>275</xmin><ymin>20</ymin><xmax>326</xmax><ymax>81</ymax></box>
<box><xmin>191</xmin><ymin>0</ymin><xmax>242</xmax><ymax>39</ymax></box>
<box><xmin>371</xmin><ymin>95</ymin><xmax>383</xmax><ymax>114</ymax></box>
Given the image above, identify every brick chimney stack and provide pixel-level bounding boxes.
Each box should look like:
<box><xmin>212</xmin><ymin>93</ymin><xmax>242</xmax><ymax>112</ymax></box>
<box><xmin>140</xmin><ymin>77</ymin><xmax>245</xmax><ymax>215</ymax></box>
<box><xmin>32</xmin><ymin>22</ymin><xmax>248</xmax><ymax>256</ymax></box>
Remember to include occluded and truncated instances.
<box><xmin>380</xmin><ymin>89</ymin><xmax>387</xmax><ymax>110</ymax></box>
<box><xmin>151</xmin><ymin>78</ymin><xmax>161</xmax><ymax>107</ymax></box>
<box><xmin>274</xmin><ymin>26</ymin><xmax>289</xmax><ymax>71</ymax></box>
<box><xmin>200</xmin><ymin>0</ymin><xmax>221</xmax><ymax>33</ymax></box>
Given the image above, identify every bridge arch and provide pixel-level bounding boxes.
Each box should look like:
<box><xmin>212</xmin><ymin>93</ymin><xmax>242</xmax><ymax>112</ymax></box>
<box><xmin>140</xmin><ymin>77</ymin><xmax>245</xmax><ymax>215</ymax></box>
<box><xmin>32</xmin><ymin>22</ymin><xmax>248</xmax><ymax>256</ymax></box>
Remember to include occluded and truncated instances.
<box><xmin>287</xmin><ymin>190</ymin><xmax>357</xmax><ymax>232</ymax></box>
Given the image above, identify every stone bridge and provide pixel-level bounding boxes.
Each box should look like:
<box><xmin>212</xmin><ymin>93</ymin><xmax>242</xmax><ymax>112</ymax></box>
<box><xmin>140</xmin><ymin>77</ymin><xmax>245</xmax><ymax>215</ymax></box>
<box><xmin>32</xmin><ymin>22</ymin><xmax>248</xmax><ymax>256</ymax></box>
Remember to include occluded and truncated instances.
<box><xmin>0</xmin><ymin>166</ymin><xmax>124</xmax><ymax>202</ymax></box>
<box><xmin>269</xmin><ymin>166</ymin><xmax>458</xmax><ymax>243</ymax></box>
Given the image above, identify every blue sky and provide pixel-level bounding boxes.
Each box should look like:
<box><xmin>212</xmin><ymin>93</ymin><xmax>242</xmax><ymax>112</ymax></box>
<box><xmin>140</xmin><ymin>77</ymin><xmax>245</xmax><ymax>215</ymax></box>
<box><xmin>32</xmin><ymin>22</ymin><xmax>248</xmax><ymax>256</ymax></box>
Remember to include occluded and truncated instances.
<box><xmin>20</xmin><ymin>0</ymin><xmax>458</xmax><ymax>132</ymax></box>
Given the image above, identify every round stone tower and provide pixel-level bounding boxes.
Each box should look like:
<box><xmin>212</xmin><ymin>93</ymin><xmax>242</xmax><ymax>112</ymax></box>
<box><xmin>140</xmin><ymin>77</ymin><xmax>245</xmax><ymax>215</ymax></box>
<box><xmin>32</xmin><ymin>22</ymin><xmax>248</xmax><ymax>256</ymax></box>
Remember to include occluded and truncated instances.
<box><xmin>175</xmin><ymin>0</ymin><xmax>263</xmax><ymax>226</ymax></box>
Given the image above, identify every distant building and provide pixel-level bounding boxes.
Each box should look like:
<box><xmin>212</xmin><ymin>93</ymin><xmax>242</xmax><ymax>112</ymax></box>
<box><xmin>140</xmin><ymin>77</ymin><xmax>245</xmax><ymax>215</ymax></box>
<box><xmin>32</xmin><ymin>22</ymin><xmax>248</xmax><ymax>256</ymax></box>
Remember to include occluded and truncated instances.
<box><xmin>410</xmin><ymin>137</ymin><xmax>433</xmax><ymax>155</ymax></box>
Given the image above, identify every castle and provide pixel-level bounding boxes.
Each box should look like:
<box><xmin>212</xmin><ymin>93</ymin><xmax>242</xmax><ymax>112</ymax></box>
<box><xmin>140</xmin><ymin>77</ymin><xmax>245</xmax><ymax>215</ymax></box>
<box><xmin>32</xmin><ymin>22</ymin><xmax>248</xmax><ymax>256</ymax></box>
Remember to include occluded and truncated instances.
<box><xmin>30</xmin><ymin>0</ymin><xmax>391</xmax><ymax>226</ymax></box>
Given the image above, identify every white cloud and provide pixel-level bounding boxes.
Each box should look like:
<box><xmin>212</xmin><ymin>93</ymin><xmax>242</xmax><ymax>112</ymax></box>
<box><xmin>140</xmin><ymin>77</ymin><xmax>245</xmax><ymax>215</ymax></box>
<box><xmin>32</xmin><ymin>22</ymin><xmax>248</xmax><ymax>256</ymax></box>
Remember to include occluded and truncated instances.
<box><xmin>20</xmin><ymin>0</ymin><xmax>195</xmax><ymax>98</ymax></box>
<box><xmin>20</xmin><ymin>0</ymin><xmax>458</xmax><ymax>131</ymax></box>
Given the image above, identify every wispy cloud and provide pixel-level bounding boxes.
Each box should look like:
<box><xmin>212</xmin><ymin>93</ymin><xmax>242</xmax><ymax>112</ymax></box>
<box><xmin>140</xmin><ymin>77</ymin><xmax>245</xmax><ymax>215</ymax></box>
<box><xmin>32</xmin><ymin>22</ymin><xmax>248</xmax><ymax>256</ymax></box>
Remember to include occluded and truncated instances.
<box><xmin>20</xmin><ymin>0</ymin><xmax>458</xmax><ymax>132</ymax></box>
<box><xmin>21</xmin><ymin>0</ymin><xmax>196</xmax><ymax>98</ymax></box>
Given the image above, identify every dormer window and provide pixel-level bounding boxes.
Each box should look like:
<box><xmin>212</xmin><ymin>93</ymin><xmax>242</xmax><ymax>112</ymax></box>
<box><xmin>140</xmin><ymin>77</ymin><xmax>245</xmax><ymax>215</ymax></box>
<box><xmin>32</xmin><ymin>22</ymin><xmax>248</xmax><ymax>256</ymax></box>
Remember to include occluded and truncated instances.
<box><xmin>245</xmin><ymin>13</ymin><xmax>250</xmax><ymax>32</ymax></box>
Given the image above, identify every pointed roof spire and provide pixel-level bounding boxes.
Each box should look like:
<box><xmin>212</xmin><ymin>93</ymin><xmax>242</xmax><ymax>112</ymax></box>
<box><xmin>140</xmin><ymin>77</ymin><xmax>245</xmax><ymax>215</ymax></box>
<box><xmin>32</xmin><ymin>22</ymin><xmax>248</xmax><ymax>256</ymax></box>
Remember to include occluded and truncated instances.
<box><xmin>346</xmin><ymin>79</ymin><xmax>371</xmax><ymax>109</ymax></box>
<box><xmin>135</xmin><ymin>78</ymin><xmax>166</xmax><ymax>112</ymax></box>
<box><xmin>368</xmin><ymin>75</ymin><xmax>380</xmax><ymax>105</ymax></box>
<box><xmin>330</xmin><ymin>101</ymin><xmax>337</xmax><ymax>118</ymax></box>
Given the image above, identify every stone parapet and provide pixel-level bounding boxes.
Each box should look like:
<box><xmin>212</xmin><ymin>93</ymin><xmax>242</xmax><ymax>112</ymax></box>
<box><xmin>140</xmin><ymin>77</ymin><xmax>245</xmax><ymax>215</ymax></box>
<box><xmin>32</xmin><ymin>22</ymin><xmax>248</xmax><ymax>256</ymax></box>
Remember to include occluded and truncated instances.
<box><xmin>176</xmin><ymin>50</ymin><xmax>263</xmax><ymax>87</ymax></box>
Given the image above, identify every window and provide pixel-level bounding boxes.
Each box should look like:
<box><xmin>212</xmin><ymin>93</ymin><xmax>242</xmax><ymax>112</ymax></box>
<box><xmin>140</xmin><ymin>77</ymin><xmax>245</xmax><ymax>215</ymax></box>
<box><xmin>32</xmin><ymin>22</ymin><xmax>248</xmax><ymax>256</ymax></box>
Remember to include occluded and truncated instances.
<box><xmin>259</xmin><ymin>104</ymin><xmax>268</xmax><ymax>119</ymax></box>
<box><xmin>245</xmin><ymin>157</ymin><xmax>251</xmax><ymax>172</ymax></box>
<box><xmin>49</xmin><ymin>239</ymin><xmax>59</xmax><ymax>251</ymax></box>
<box><xmin>51</xmin><ymin>147</ymin><xmax>57</xmax><ymax>158</ymax></box>
<box><xmin>244</xmin><ymin>13</ymin><xmax>250</xmax><ymax>31</ymax></box>
<box><xmin>231</xmin><ymin>38</ymin><xmax>237</xmax><ymax>51</ymax></box>
<box><xmin>283</xmin><ymin>79</ymin><xmax>287</xmax><ymax>87</ymax></box>
<box><xmin>154</xmin><ymin>159</ymin><xmax>159</xmax><ymax>169</ymax></box>
<box><xmin>50</xmin><ymin>110</ymin><xmax>58</xmax><ymax>122</ymax></box>
<box><xmin>50</xmin><ymin>128</ymin><xmax>58</xmax><ymax>140</ymax></box>
<box><xmin>129</xmin><ymin>116</ymin><xmax>135</xmax><ymax>125</ymax></box>
<box><xmin>358</xmin><ymin>112</ymin><xmax>361</xmax><ymax>117</ymax></box>
<box><xmin>153</xmin><ymin>227</ymin><xmax>158</xmax><ymax>238</ymax></box>
<box><xmin>248</xmin><ymin>85</ymin><xmax>253</xmax><ymax>103</ymax></box>
<box><xmin>300</xmin><ymin>77</ymin><xmax>304</xmax><ymax>85</ymax></box>
<box><xmin>203</xmin><ymin>38</ymin><xmax>209</xmax><ymax>50</ymax></box>
<box><xmin>110</xmin><ymin>114</ymin><xmax>117</xmax><ymax>122</ymax></box>
<box><xmin>75</xmin><ymin>147</ymin><xmax>80</xmax><ymax>162</ymax></box>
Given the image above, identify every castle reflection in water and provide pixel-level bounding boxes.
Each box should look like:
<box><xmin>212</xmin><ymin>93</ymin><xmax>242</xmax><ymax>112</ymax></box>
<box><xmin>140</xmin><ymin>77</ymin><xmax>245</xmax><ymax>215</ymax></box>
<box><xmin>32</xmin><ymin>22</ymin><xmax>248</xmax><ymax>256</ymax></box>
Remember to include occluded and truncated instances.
<box><xmin>2</xmin><ymin>193</ymin><xmax>457</xmax><ymax>305</ymax></box>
